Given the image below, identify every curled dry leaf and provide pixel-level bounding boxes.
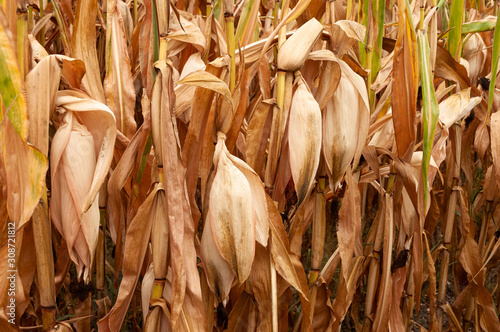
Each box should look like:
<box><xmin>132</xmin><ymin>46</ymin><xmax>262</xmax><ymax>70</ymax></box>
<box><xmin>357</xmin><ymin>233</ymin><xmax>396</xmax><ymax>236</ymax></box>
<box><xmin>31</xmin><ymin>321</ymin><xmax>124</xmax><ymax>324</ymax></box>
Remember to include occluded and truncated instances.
<box><xmin>175</xmin><ymin>53</ymin><xmax>206</xmax><ymax>119</ymax></box>
<box><xmin>50</xmin><ymin>91</ymin><xmax>116</xmax><ymax>281</ymax></box>
<box><xmin>288</xmin><ymin>77</ymin><xmax>322</xmax><ymax>208</ymax></box>
<box><xmin>329</xmin><ymin>20</ymin><xmax>366</xmax><ymax>58</ymax></box>
<box><xmin>323</xmin><ymin>59</ymin><xmax>370</xmax><ymax>191</ymax></box>
<box><xmin>168</xmin><ymin>10</ymin><xmax>206</xmax><ymax>56</ymax></box>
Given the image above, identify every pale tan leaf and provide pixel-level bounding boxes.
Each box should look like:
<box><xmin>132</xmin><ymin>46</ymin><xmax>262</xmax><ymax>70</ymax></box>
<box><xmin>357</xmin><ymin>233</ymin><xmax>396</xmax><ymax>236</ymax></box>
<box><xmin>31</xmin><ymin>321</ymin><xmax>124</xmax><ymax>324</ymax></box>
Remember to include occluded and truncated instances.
<box><xmin>178</xmin><ymin>70</ymin><xmax>233</xmax><ymax>109</ymax></box>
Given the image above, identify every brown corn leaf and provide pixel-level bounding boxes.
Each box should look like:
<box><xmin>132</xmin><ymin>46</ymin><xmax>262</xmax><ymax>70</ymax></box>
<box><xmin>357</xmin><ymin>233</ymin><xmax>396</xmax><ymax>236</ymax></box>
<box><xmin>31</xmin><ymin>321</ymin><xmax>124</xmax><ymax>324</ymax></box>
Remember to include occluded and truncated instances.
<box><xmin>226</xmin><ymin>291</ymin><xmax>257</xmax><ymax>331</ymax></box>
<box><xmin>490</xmin><ymin>112</ymin><xmax>500</xmax><ymax>189</ymax></box>
<box><xmin>337</xmin><ymin>168</ymin><xmax>361</xmax><ymax>282</ymax></box>
<box><xmin>248</xmin><ymin>243</ymin><xmax>273</xmax><ymax>332</ymax></box>
<box><xmin>267</xmin><ymin>195</ymin><xmax>312</xmax><ymax>330</ymax></box>
<box><xmin>98</xmin><ymin>184</ymin><xmax>163</xmax><ymax>331</ymax></box>
<box><xmin>139</xmin><ymin>0</ymin><xmax>155</xmax><ymax>98</ymax></box>
<box><xmin>372</xmin><ymin>194</ymin><xmax>394</xmax><ymax>332</ymax></box>
<box><xmin>0</xmin><ymin>223</ymin><xmax>36</xmax><ymax>329</ymax></box>
<box><xmin>168</xmin><ymin>11</ymin><xmax>206</xmax><ymax>56</ymax></box>
<box><xmin>104</xmin><ymin>0</ymin><xmax>137</xmax><ymax>138</ymax></box>
<box><xmin>391</xmin><ymin>0</ymin><xmax>417</xmax><ymax>161</ymax></box>
<box><xmin>71</xmin><ymin>0</ymin><xmax>105</xmax><ymax>102</ymax></box>
<box><xmin>156</xmin><ymin>60</ymin><xmax>203</xmax><ymax>329</ymax></box>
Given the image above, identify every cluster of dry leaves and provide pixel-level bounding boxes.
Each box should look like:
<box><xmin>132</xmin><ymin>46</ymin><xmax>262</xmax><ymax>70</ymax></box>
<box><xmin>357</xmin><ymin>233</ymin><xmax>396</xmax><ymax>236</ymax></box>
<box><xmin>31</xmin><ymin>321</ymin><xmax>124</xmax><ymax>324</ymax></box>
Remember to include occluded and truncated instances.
<box><xmin>1</xmin><ymin>0</ymin><xmax>500</xmax><ymax>331</ymax></box>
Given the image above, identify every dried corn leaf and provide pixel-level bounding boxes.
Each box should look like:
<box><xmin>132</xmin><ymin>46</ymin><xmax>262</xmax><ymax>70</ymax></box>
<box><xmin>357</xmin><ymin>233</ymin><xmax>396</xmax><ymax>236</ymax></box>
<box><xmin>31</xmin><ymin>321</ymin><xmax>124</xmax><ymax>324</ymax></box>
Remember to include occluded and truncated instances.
<box><xmin>71</xmin><ymin>0</ymin><xmax>105</xmax><ymax>102</ymax></box>
<box><xmin>337</xmin><ymin>168</ymin><xmax>361</xmax><ymax>282</ymax></box>
<box><xmin>391</xmin><ymin>0</ymin><xmax>417</xmax><ymax>161</ymax></box>
<box><xmin>178</xmin><ymin>69</ymin><xmax>233</xmax><ymax>108</ymax></box>
<box><xmin>329</xmin><ymin>20</ymin><xmax>366</xmax><ymax>58</ymax></box>
<box><xmin>104</xmin><ymin>0</ymin><xmax>137</xmax><ymax>138</ymax></box>
<box><xmin>267</xmin><ymin>195</ymin><xmax>311</xmax><ymax>329</ymax></box>
<box><xmin>0</xmin><ymin>31</ymin><xmax>47</xmax><ymax>230</ymax></box>
<box><xmin>372</xmin><ymin>194</ymin><xmax>394</xmax><ymax>331</ymax></box>
<box><xmin>98</xmin><ymin>184</ymin><xmax>163</xmax><ymax>332</ymax></box>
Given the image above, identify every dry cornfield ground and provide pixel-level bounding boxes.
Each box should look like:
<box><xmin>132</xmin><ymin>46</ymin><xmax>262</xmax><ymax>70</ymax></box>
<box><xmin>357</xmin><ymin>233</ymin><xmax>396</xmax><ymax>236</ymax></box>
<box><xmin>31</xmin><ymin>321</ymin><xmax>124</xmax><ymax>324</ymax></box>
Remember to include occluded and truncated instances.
<box><xmin>1</xmin><ymin>0</ymin><xmax>500</xmax><ymax>331</ymax></box>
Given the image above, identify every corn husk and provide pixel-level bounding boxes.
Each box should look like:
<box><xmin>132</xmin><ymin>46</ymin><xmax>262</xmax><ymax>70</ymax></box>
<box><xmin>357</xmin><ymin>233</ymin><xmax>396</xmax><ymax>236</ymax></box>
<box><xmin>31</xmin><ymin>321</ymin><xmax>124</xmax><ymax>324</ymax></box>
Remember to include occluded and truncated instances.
<box><xmin>288</xmin><ymin>77</ymin><xmax>322</xmax><ymax>208</ymax></box>
<box><xmin>51</xmin><ymin>111</ymin><xmax>99</xmax><ymax>282</ymax></box>
<box><xmin>200</xmin><ymin>213</ymin><xmax>235</xmax><ymax>301</ymax></box>
<box><xmin>209</xmin><ymin>135</ymin><xmax>255</xmax><ymax>283</ymax></box>
<box><xmin>50</xmin><ymin>91</ymin><xmax>116</xmax><ymax>282</ymax></box>
<box><xmin>462</xmin><ymin>33</ymin><xmax>486</xmax><ymax>84</ymax></box>
<box><xmin>323</xmin><ymin>59</ymin><xmax>369</xmax><ymax>191</ymax></box>
<box><xmin>277</xmin><ymin>18</ymin><xmax>323</xmax><ymax>72</ymax></box>
<box><xmin>438</xmin><ymin>88</ymin><xmax>481</xmax><ymax>129</ymax></box>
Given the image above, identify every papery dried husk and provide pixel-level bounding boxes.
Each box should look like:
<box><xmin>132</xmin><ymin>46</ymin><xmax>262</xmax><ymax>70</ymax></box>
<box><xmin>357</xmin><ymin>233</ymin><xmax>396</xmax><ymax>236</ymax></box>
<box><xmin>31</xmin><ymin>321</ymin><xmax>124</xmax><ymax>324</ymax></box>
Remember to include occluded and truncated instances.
<box><xmin>200</xmin><ymin>214</ymin><xmax>235</xmax><ymax>301</ymax></box>
<box><xmin>209</xmin><ymin>136</ymin><xmax>255</xmax><ymax>283</ymax></box>
<box><xmin>323</xmin><ymin>60</ymin><xmax>370</xmax><ymax>191</ymax></box>
<box><xmin>462</xmin><ymin>33</ymin><xmax>486</xmax><ymax>84</ymax></box>
<box><xmin>288</xmin><ymin>77</ymin><xmax>322</xmax><ymax>208</ymax></box>
<box><xmin>50</xmin><ymin>91</ymin><xmax>116</xmax><ymax>282</ymax></box>
<box><xmin>224</xmin><ymin>146</ymin><xmax>269</xmax><ymax>247</ymax></box>
<box><xmin>50</xmin><ymin>111</ymin><xmax>99</xmax><ymax>282</ymax></box>
<box><xmin>438</xmin><ymin>88</ymin><xmax>481</xmax><ymax>129</ymax></box>
<box><xmin>277</xmin><ymin>18</ymin><xmax>323</xmax><ymax>72</ymax></box>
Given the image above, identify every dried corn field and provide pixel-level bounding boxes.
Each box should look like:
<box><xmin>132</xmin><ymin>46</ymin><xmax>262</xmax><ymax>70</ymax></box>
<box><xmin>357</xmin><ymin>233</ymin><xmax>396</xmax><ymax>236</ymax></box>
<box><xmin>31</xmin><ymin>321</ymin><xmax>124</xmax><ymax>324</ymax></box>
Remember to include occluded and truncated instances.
<box><xmin>1</xmin><ymin>0</ymin><xmax>500</xmax><ymax>331</ymax></box>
